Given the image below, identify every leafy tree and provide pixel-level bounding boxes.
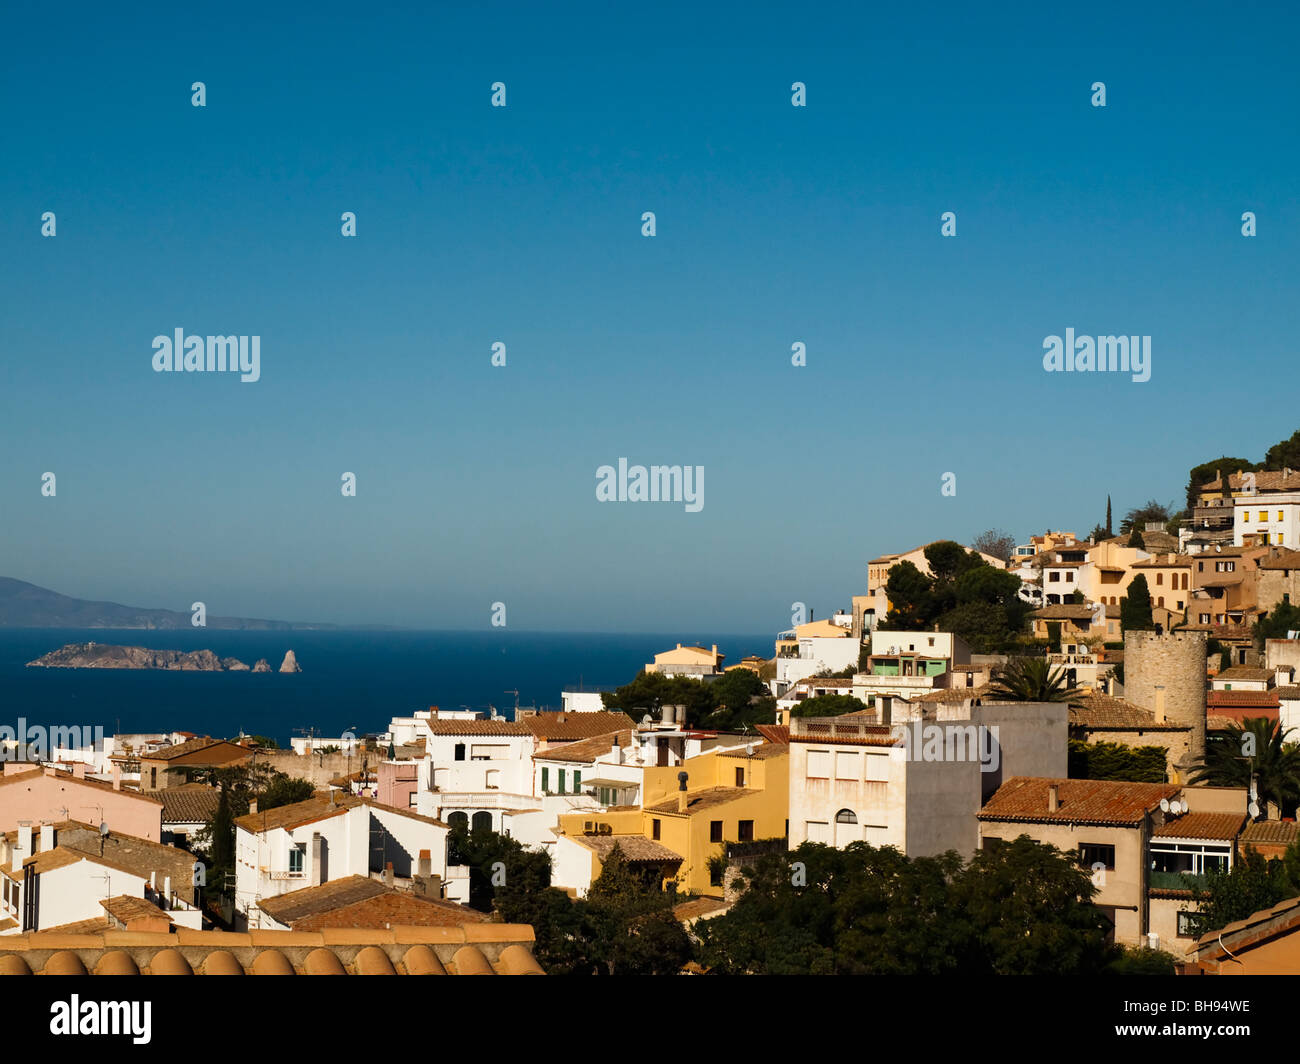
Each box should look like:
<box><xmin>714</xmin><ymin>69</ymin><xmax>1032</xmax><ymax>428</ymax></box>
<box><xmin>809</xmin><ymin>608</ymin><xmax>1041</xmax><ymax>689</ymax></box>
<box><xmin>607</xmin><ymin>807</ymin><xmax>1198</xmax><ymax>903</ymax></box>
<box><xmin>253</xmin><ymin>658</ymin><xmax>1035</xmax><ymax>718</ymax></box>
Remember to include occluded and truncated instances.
<box><xmin>972</xmin><ymin>529</ymin><xmax>1015</xmax><ymax>563</ymax></box>
<box><xmin>1256</xmin><ymin>600</ymin><xmax>1300</xmax><ymax>649</ymax></box>
<box><xmin>1088</xmin><ymin>523</ymin><xmax>1109</xmax><ymax>543</ymax></box>
<box><xmin>1127</xmin><ymin>528</ymin><xmax>1145</xmax><ymax>549</ymax></box>
<box><xmin>700</xmin><ymin>668</ymin><xmax>775</xmax><ymax>731</ymax></box>
<box><xmin>883</xmin><ymin>560</ymin><xmax>933</xmax><ymax>629</ymax></box>
<box><xmin>1186</xmin><ymin>457</ymin><xmax>1254</xmax><ymax>510</ymax></box>
<box><xmin>1165</xmin><ymin>510</ymin><xmax>1186</xmax><ymax>538</ymax></box>
<box><xmin>1046</xmin><ymin>621</ymin><xmax>1062</xmax><ymax>647</ymax></box>
<box><xmin>937</xmin><ymin>600</ymin><xmax>1011</xmax><ymax>654</ymax></box>
<box><xmin>1186</xmin><ymin>845</ymin><xmax>1300</xmax><ymax>937</ymax></box>
<box><xmin>260</xmin><ymin>774</ymin><xmax>315</xmax><ymax>810</ymax></box>
<box><xmin>1107</xmin><ymin>947</ymin><xmax>1177</xmax><ymax>975</ymax></box>
<box><xmin>989</xmin><ymin>658</ymin><xmax>1081</xmax><ymax>702</ymax></box>
<box><xmin>1189</xmin><ymin>718</ymin><xmax>1300</xmax><ymax>818</ymax></box>
<box><xmin>1121</xmin><ymin>500</ymin><xmax>1174</xmax><ymax>535</ymax></box>
<box><xmin>601</xmin><ymin>670</ymin><xmax>713</xmax><ymax>726</ymax></box>
<box><xmin>581</xmin><ymin>845</ymin><xmax>694</xmax><ymax>975</ymax></box>
<box><xmin>1263</xmin><ymin>428</ymin><xmax>1300</xmax><ymax>472</ymax></box>
<box><xmin>789</xmin><ymin>693</ymin><xmax>868</xmax><ymax>718</ymax></box>
<box><xmin>699</xmin><ymin>839</ymin><xmax>1121</xmax><ymax>975</ymax></box>
<box><xmin>1120</xmin><ymin>574</ymin><xmax>1154</xmax><ymax>632</ymax></box>
<box><xmin>1068</xmin><ymin>740</ymin><xmax>1167</xmax><ymax>782</ymax></box>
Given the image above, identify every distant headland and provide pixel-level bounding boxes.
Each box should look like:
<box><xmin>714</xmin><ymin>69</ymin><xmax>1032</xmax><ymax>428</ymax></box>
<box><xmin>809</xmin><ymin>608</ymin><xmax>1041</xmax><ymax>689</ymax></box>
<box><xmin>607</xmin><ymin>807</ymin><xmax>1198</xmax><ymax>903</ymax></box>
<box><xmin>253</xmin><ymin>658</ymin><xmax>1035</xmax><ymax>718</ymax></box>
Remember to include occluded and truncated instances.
<box><xmin>27</xmin><ymin>643</ymin><xmax>303</xmax><ymax>673</ymax></box>
<box><xmin>0</xmin><ymin>576</ymin><xmax>337</xmax><ymax>630</ymax></box>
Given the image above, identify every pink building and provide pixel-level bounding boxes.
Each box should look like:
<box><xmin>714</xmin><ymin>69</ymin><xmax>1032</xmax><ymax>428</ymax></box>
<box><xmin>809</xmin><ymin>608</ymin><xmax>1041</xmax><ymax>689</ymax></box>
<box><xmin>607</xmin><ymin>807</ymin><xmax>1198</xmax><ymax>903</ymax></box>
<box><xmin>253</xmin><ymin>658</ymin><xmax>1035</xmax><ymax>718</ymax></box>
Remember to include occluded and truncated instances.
<box><xmin>377</xmin><ymin>760</ymin><xmax>419</xmax><ymax>810</ymax></box>
<box><xmin>0</xmin><ymin>766</ymin><xmax>163</xmax><ymax>841</ymax></box>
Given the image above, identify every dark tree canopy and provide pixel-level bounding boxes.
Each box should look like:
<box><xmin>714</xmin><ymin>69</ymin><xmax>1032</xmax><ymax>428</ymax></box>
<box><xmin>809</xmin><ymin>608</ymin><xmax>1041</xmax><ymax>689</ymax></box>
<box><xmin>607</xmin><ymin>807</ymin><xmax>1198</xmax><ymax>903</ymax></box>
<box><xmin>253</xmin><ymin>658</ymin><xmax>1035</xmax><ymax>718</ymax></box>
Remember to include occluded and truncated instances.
<box><xmin>1120</xmin><ymin>574</ymin><xmax>1154</xmax><ymax>632</ymax></box>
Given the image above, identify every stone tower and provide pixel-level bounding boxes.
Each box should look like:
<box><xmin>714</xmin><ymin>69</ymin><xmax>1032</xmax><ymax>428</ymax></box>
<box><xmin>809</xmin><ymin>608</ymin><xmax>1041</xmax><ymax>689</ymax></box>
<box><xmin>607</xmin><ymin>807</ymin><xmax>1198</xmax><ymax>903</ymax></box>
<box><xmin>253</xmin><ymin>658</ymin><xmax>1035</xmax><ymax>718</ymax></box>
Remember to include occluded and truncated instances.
<box><xmin>1123</xmin><ymin>629</ymin><xmax>1207</xmax><ymax>780</ymax></box>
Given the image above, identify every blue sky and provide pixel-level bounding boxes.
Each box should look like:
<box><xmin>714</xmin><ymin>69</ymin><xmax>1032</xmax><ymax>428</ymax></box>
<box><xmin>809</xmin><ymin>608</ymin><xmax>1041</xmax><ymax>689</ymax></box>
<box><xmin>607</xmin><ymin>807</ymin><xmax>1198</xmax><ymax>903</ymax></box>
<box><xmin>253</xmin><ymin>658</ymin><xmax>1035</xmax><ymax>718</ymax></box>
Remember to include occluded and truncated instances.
<box><xmin>2</xmin><ymin>1</ymin><xmax>1297</xmax><ymax>631</ymax></box>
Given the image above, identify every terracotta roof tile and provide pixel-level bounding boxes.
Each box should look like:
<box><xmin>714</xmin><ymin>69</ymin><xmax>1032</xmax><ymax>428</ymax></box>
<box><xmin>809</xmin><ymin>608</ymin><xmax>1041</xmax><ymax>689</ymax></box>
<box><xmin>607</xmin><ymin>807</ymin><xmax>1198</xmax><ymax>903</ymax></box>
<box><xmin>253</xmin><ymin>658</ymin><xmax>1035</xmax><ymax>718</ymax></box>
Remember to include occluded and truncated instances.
<box><xmin>422</xmin><ymin>719</ymin><xmax>531</xmax><ymax>736</ymax></box>
<box><xmin>571</xmin><ymin>835</ymin><xmax>684</xmax><ymax>864</ymax></box>
<box><xmin>645</xmin><ymin>786</ymin><xmax>750</xmax><ymax>815</ymax></box>
<box><xmin>291</xmin><ymin>891</ymin><xmax>487</xmax><ymax>931</ymax></box>
<box><xmin>521</xmin><ymin>712</ymin><xmax>636</xmax><ymax>741</ymax></box>
<box><xmin>1207</xmin><ymin>690</ymin><xmax>1279</xmax><ymax>707</ymax></box>
<box><xmin>1151</xmin><ymin>812</ymin><xmax>1245</xmax><ymax>840</ymax></box>
<box><xmin>158</xmin><ymin>784</ymin><xmax>221</xmax><ymax>823</ymax></box>
<box><xmin>978</xmin><ymin>777</ymin><xmax>1178</xmax><ymax>826</ymax></box>
<box><xmin>1239</xmin><ymin>820</ymin><xmax>1300</xmax><ymax>847</ymax></box>
<box><xmin>534</xmin><ymin>730</ymin><xmax>632</xmax><ymax>764</ymax></box>
<box><xmin>755</xmin><ymin>725</ymin><xmax>789</xmax><ymax>745</ymax></box>
<box><xmin>1069</xmin><ymin>693</ymin><xmax>1188</xmax><ymax>731</ymax></box>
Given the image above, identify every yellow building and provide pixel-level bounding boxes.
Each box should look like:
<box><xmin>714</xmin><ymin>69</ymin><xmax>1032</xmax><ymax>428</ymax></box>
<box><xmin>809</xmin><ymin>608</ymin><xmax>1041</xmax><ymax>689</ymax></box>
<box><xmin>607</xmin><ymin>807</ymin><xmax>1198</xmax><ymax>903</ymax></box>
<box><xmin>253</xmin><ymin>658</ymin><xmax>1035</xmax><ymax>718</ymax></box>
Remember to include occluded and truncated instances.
<box><xmin>645</xmin><ymin>643</ymin><xmax>725</xmax><ymax>677</ymax></box>
<box><xmin>555</xmin><ymin>743</ymin><xmax>789</xmax><ymax>898</ymax></box>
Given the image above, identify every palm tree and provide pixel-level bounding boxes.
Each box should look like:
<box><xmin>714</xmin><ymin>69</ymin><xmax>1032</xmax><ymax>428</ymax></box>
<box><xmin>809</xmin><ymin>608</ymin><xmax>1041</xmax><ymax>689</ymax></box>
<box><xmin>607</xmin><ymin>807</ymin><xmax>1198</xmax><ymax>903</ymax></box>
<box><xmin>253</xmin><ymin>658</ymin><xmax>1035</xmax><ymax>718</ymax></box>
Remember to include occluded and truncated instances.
<box><xmin>1190</xmin><ymin>718</ymin><xmax>1300</xmax><ymax>818</ymax></box>
<box><xmin>988</xmin><ymin>657</ymin><xmax>1081</xmax><ymax>702</ymax></box>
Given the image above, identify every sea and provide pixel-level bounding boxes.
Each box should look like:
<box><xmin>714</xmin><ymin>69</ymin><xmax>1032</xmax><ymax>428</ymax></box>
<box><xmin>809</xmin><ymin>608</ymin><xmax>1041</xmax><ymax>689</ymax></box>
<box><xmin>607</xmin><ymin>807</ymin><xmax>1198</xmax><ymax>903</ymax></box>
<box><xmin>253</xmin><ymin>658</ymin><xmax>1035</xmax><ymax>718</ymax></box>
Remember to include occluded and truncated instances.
<box><xmin>0</xmin><ymin>628</ymin><xmax>773</xmax><ymax>745</ymax></box>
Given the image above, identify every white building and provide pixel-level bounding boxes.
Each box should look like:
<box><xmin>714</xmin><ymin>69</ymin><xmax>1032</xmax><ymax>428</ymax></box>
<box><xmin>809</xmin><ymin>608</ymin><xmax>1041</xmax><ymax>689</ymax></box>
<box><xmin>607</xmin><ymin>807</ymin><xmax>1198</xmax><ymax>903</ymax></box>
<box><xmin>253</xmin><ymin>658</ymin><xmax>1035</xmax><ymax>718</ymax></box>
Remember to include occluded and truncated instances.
<box><xmin>0</xmin><ymin>821</ymin><xmax>203</xmax><ymax>934</ymax></box>
<box><xmin>787</xmin><ymin>701</ymin><xmax>1067</xmax><ymax>855</ymax></box>
<box><xmin>1236</xmin><ymin>492</ymin><xmax>1300</xmax><ymax>549</ymax></box>
<box><xmin>233</xmin><ymin>793</ymin><xmax>453</xmax><ymax>926</ymax></box>
<box><xmin>773</xmin><ymin>619</ymin><xmax>860</xmax><ymax>694</ymax></box>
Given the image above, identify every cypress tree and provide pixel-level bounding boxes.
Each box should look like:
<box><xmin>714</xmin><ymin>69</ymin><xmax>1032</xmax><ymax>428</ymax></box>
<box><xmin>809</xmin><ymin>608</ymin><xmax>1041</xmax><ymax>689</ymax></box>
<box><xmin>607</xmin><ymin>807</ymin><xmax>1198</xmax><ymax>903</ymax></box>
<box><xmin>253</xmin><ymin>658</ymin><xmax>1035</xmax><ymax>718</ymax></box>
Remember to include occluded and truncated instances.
<box><xmin>1121</xmin><ymin>574</ymin><xmax>1154</xmax><ymax>632</ymax></box>
<box><xmin>1105</xmin><ymin>496</ymin><xmax>1113</xmax><ymax>537</ymax></box>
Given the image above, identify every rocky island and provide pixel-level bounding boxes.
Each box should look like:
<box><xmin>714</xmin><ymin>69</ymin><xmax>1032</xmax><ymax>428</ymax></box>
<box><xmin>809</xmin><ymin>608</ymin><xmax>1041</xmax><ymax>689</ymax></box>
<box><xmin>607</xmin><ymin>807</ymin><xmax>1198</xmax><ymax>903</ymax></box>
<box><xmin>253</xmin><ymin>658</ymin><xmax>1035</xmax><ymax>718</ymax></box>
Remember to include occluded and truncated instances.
<box><xmin>26</xmin><ymin>643</ymin><xmax>303</xmax><ymax>672</ymax></box>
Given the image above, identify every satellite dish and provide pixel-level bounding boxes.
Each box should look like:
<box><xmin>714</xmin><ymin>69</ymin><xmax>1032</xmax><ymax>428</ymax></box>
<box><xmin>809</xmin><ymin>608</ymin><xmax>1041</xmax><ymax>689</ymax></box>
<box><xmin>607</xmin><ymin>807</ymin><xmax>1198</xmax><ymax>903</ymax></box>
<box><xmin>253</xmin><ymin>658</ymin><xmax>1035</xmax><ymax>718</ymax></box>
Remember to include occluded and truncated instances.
<box><xmin>1159</xmin><ymin>798</ymin><xmax>1170</xmax><ymax>812</ymax></box>
<box><xmin>1249</xmin><ymin>801</ymin><xmax>1261</xmax><ymax>818</ymax></box>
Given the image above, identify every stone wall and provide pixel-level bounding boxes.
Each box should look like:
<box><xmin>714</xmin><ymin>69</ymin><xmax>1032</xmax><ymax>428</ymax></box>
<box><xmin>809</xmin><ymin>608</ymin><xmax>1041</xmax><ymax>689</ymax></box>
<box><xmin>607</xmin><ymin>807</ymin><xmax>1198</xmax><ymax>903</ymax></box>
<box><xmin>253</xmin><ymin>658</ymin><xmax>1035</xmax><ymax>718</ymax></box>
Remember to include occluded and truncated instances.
<box><xmin>1123</xmin><ymin>630</ymin><xmax>1207</xmax><ymax>777</ymax></box>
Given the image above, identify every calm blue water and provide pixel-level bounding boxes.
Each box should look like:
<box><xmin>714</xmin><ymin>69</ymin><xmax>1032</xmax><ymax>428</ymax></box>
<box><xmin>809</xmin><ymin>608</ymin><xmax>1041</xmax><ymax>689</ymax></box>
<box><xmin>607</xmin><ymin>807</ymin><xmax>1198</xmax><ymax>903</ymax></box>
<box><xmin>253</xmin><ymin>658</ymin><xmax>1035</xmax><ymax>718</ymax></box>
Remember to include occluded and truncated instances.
<box><xmin>0</xmin><ymin>629</ymin><xmax>772</xmax><ymax>744</ymax></box>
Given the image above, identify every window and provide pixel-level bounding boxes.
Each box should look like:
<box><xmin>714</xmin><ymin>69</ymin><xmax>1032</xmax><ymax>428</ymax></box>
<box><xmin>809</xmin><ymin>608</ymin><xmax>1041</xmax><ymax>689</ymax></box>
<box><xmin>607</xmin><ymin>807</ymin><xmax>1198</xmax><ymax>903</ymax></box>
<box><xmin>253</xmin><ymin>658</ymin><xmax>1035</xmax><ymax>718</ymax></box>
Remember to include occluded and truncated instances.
<box><xmin>1279</xmin><ymin>511</ymin><xmax>1284</xmax><ymax>522</ymax></box>
<box><xmin>289</xmin><ymin>845</ymin><xmax>305</xmax><ymax>874</ymax></box>
<box><xmin>1078</xmin><ymin>843</ymin><xmax>1115</xmax><ymax>870</ymax></box>
<box><xmin>1244</xmin><ymin>512</ymin><xmax>1251</xmax><ymax>522</ymax></box>
<box><xmin>408</xmin><ymin>792</ymin><xmax>418</xmax><ymax>809</ymax></box>
<box><xmin>573</xmin><ymin>771</ymin><xmax>581</xmax><ymax>792</ymax></box>
<box><xmin>835</xmin><ymin>750</ymin><xmax>860</xmax><ymax>780</ymax></box>
<box><xmin>150</xmin><ymin>767</ymin><xmax>157</xmax><ymax>788</ymax></box>
<box><xmin>652</xmin><ymin>818</ymin><xmax>661</xmax><ymax>840</ymax></box>
<box><xmin>454</xmin><ymin>743</ymin><xmax>466</xmax><ymax>762</ymax></box>
<box><xmin>865</xmin><ymin>753</ymin><xmax>889</xmax><ymax>782</ymax></box>
<box><xmin>541</xmin><ymin>767</ymin><xmax>549</xmax><ymax>793</ymax></box>
<box><xmin>1049</xmin><ymin>572</ymin><xmax>1060</xmax><ymax>582</ymax></box>
<box><xmin>982</xmin><ymin>837</ymin><xmax>1003</xmax><ymax>852</ymax></box>
<box><xmin>557</xmin><ymin>769</ymin><xmax>566</xmax><ymax>795</ymax></box>
<box><xmin>738</xmin><ymin>820</ymin><xmax>754</xmax><ymax>842</ymax></box>
<box><xmin>1198</xmin><ymin>561</ymin><xmax>1204</xmax><ymax>571</ymax></box>
<box><xmin>1156</xmin><ymin>573</ymin><xmax>1163</xmax><ymax>585</ymax></box>
<box><xmin>806</xmin><ymin>750</ymin><xmax>830</xmax><ymax>778</ymax></box>
<box><xmin>1177</xmin><ymin>911</ymin><xmax>1197</xmax><ymax>938</ymax></box>
<box><xmin>927</xmin><ymin>636</ymin><xmax>935</xmax><ymax>646</ymax></box>
<box><xmin>835</xmin><ymin>809</ymin><xmax>857</xmax><ymax>824</ymax></box>
<box><xmin>710</xmin><ymin>820</ymin><xmax>722</xmax><ymax>843</ymax></box>
<box><xmin>1065</xmin><ymin>572</ymin><xmax>1074</xmax><ymax>582</ymax></box>
<box><xmin>735</xmin><ymin>766</ymin><xmax>745</xmax><ymax>787</ymax></box>
<box><xmin>710</xmin><ymin>861</ymin><xmax>723</xmax><ymax>887</ymax></box>
<box><xmin>1200</xmin><ymin>613</ymin><xmax>1211</xmax><ymax>624</ymax></box>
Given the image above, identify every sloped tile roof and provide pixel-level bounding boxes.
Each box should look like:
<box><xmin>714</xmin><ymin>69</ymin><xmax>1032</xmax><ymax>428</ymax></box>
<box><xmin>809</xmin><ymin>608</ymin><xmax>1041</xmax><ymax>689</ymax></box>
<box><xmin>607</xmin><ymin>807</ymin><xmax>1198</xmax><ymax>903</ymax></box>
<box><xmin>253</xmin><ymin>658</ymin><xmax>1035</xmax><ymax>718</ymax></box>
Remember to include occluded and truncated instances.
<box><xmin>292</xmin><ymin>891</ymin><xmax>487</xmax><ymax>931</ymax></box>
<box><xmin>423</xmin><ymin>719</ymin><xmax>531</xmax><ymax>736</ymax></box>
<box><xmin>1239</xmin><ymin>820</ymin><xmax>1300</xmax><ymax>847</ymax></box>
<box><xmin>158</xmin><ymin>784</ymin><xmax>220</xmax><ymax>824</ymax></box>
<box><xmin>645</xmin><ymin>786</ymin><xmax>749</xmax><ymax>815</ymax></box>
<box><xmin>521</xmin><ymin>712</ymin><xmax>636</xmax><ymax>741</ymax></box>
<box><xmin>755</xmin><ymin>725</ymin><xmax>789</xmax><ymax>744</ymax></box>
<box><xmin>571</xmin><ymin>835</ymin><xmax>684</xmax><ymax>864</ymax></box>
<box><xmin>1069</xmin><ymin>693</ymin><xmax>1189</xmax><ymax>731</ymax></box>
<box><xmin>1152</xmin><ymin>812</ymin><xmax>1245</xmax><ymax>840</ymax></box>
<box><xmin>101</xmin><ymin>894</ymin><xmax>171</xmax><ymax>923</ymax></box>
<box><xmin>258</xmin><ymin>875</ymin><xmax>389</xmax><ymax>924</ymax></box>
<box><xmin>978</xmin><ymin>777</ymin><xmax>1177</xmax><ymax>826</ymax></box>
<box><xmin>534</xmin><ymin>730</ymin><xmax>632</xmax><ymax>764</ymax></box>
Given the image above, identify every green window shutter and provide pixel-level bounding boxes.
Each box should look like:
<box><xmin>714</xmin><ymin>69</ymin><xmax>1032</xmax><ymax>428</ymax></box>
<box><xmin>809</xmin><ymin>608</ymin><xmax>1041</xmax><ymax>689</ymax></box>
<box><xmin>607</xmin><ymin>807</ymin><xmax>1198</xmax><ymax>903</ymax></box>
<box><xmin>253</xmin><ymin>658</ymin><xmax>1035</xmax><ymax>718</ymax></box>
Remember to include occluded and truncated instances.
<box><xmin>574</xmin><ymin>770</ymin><xmax>581</xmax><ymax>792</ymax></box>
<box><xmin>559</xmin><ymin>769</ymin><xmax>566</xmax><ymax>794</ymax></box>
<box><xmin>541</xmin><ymin>767</ymin><xmax>549</xmax><ymax>793</ymax></box>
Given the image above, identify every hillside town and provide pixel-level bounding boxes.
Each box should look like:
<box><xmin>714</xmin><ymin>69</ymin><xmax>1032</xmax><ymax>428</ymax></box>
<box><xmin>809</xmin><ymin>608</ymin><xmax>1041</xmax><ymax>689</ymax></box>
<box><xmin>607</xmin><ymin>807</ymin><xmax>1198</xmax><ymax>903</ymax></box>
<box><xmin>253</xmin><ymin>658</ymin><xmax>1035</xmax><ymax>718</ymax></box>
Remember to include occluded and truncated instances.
<box><xmin>4</xmin><ymin>466</ymin><xmax>1300</xmax><ymax>976</ymax></box>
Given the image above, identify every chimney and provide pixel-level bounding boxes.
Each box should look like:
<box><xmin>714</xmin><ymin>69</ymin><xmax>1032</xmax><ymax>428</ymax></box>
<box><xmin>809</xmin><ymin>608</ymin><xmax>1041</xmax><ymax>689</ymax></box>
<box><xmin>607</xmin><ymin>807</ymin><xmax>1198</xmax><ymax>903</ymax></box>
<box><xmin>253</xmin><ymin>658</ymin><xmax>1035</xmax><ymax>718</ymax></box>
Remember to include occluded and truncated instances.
<box><xmin>1048</xmin><ymin>784</ymin><xmax>1060</xmax><ymax>813</ymax></box>
<box><xmin>418</xmin><ymin>849</ymin><xmax>431</xmax><ymax>877</ymax></box>
<box><xmin>39</xmin><ymin>824</ymin><xmax>53</xmax><ymax>852</ymax></box>
<box><xmin>163</xmin><ymin>874</ymin><xmax>172</xmax><ymax>903</ymax></box>
<box><xmin>384</xmin><ymin>862</ymin><xmax>394</xmax><ymax>888</ymax></box>
<box><xmin>711</xmin><ymin>644</ymin><xmax>718</xmax><ymax>657</ymax></box>
<box><xmin>12</xmin><ymin>825</ymin><xmax>32</xmax><ymax>872</ymax></box>
<box><xmin>72</xmin><ymin>762</ymin><xmax>86</xmax><ymax>780</ymax></box>
<box><xmin>248</xmin><ymin>798</ymin><xmax>258</xmax><ymax>815</ymax></box>
<box><xmin>677</xmin><ymin>770</ymin><xmax>689</xmax><ymax>813</ymax></box>
<box><xmin>111</xmin><ymin>764</ymin><xmax>122</xmax><ymax>791</ymax></box>
<box><xmin>150</xmin><ymin>870</ymin><xmax>157</xmax><ymax>890</ymax></box>
<box><xmin>311</xmin><ymin>832</ymin><xmax>323</xmax><ymax>887</ymax></box>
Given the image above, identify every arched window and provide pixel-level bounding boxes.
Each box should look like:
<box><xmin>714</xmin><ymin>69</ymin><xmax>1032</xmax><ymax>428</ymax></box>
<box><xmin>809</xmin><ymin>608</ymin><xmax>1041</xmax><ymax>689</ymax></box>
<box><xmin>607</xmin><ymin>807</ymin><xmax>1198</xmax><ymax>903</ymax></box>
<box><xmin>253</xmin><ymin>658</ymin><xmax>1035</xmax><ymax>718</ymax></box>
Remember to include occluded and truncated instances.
<box><xmin>835</xmin><ymin>809</ymin><xmax>857</xmax><ymax>824</ymax></box>
<box><xmin>447</xmin><ymin>811</ymin><xmax>468</xmax><ymax>831</ymax></box>
<box><xmin>471</xmin><ymin>810</ymin><xmax>493</xmax><ymax>833</ymax></box>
